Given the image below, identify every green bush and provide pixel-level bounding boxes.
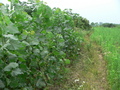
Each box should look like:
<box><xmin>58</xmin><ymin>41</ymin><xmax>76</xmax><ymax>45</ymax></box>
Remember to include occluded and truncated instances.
<box><xmin>64</xmin><ymin>9</ymin><xmax>91</xmax><ymax>30</ymax></box>
<box><xmin>0</xmin><ymin>0</ymin><xmax>83</xmax><ymax>89</ymax></box>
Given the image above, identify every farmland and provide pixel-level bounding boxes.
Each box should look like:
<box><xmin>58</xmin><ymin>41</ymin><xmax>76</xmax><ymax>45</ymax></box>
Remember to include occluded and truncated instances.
<box><xmin>91</xmin><ymin>26</ymin><xmax>120</xmax><ymax>89</ymax></box>
<box><xmin>0</xmin><ymin>0</ymin><xmax>120</xmax><ymax>90</ymax></box>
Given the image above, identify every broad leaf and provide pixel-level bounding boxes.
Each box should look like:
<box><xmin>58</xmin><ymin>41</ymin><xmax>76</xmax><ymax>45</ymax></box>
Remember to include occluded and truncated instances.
<box><xmin>1</xmin><ymin>41</ymin><xmax>10</xmax><ymax>50</ymax></box>
<box><xmin>3</xmin><ymin>34</ymin><xmax>18</xmax><ymax>40</ymax></box>
<box><xmin>4</xmin><ymin>23</ymin><xmax>19</xmax><ymax>34</ymax></box>
<box><xmin>64</xmin><ymin>59</ymin><xmax>70</xmax><ymax>64</ymax></box>
<box><xmin>7</xmin><ymin>40</ymin><xmax>25</xmax><ymax>50</ymax></box>
<box><xmin>36</xmin><ymin>79</ymin><xmax>46</xmax><ymax>88</ymax></box>
<box><xmin>11</xmin><ymin>68</ymin><xmax>23</xmax><ymax>76</ymax></box>
<box><xmin>30</xmin><ymin>39</ymin><xmax>39</xmax><ymax>45</ymax></box>
<box><xmin>4</xmin><ymin>62</ymin><xmax>18</xmax><ymax>71</ymax></box>
<box><xmin>0</xmin><ymin>80</ymin><xmax>5</xmax><ymax>88</ymax></box>
<box><xmin>22</xmin><ymin>41</ymin><xmax>30</xmax><ymax>46</ymax></box>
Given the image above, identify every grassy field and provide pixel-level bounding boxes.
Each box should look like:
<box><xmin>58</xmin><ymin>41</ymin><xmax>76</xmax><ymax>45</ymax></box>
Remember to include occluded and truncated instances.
<box><xmin>91</xmin><ymin>26</ymin><xmax>120</xmax><ymax>89</ymax></box>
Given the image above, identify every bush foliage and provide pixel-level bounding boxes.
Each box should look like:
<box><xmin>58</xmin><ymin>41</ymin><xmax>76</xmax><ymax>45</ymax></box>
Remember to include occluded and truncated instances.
<box><xmin>0</xmin><ymin>0</ymin><xmax>90</xmax><ymax>89</ymax></box>
<box><xmin>64</xmin><ymin>9</ymin><xmax>91</xmax><ymax>30</ymax></box>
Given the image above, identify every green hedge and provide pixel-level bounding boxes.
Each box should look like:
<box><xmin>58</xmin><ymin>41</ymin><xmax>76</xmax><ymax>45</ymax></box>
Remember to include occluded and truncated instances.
<box><xmin>0</xmin><ymin>0</ymin><xmax>83</xmax><ymax>89</ymax></box>
<box><xmin>63</xmin><ymin>9</ymin><xmax>91</xmax><ymax>30</ymax></box>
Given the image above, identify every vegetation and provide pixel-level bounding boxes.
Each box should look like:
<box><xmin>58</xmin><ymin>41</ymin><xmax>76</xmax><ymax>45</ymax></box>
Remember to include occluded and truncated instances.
<box><xmin>101</xmin><ymin>23</ymin><xmax>116</xmax><ymax>28</ymax></box>
<box><xmin>22</xmin><ymin>4</ymin><xmax>91</xmax><ymax>31</ymax></box>
<box><xmin>0</xmin><ymin>0</ymin><xmax>92</xmax><ymax>89</ymax></box>
<box><xmin>68</xmin><ymin>11</ymin><xmax>91</xmax><ymax>30</ymax></box>
<box><xmin>49</xmin><ymin>30</ymin><xmax>109</xmax><ymax>90</ymax></box>
<box><xmin>91</xmin><ymin>27</ymin><xmax>120</xmax><ymax>89</ymax></box>
<box><xmin>91</xmin><ymin>22</ymin><xmax>120</xmax><ymax>28</ymax></box>
<box><xmin>1</xmin><ymin>0</ymin><xmax>120</xmax><ymax>90</ymax></box>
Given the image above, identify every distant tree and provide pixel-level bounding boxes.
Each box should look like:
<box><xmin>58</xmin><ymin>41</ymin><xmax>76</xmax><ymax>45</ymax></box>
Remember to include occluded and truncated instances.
<box><xmin>102</xmin><ymin>23</ymin><xmax>116</xmax><ymax>28</ymax></box>
<box><xmin>91</xmin><ymin>22</ymin><xmax>100</xmax><ymax>27</ymax></box>
<box><xmin>91</xmin><ymin>22</ymin><xmax>95</xmax><ymax>27</ymax></box>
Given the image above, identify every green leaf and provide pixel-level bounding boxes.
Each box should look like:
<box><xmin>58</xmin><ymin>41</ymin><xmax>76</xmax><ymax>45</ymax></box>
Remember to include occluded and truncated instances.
<box><xmin>4</xmin><ymin>23</ymin><xmax>19</xmax><ymax>34</ymax></box>
<box><xmin>36</xmin><ymin>79</ymin><xmax>46</xmax><ymax>88</ymax></box>
<box><xmin>3</xmin><ymin>34</ymin><xmax>18</xmax><ymax>40</ymax></box>
<box><xmin>22</xmin><ymin>41</ymin><xmax>30</xmax><ymax>46</ymax></box>
<box><xmin>7</xmin><ymin>50</ymin><xmax>17</xmax><ymax>58</ymax></box>
<box><xmin>1</xmin><ymin>41</ymin><xmax>10</xmax><ymax>50</ymax></box>
<box><xmin>4</xmin><ymin>62</ymin><xmax>18</xmax><ymax>71</ymax></box>
<box><xmin>22</xmin><ymin>87</ymin><xmax>33</xmax><ymax>90</ymax></box>
<box><xmin>18</xmin><ymin>57</ymin><xmax>26</xmax><ymax>62</ymax></box>
<box><xmin>47</xmin><ymin>32</ymin><xmax>54</xmax><ymax>38</ymax></box>
<box><xmin>0</xmin><ymin>80</ymin><xmax>5</xmax><ymax>88</ymax></box>
<box><xmin>23</xmin><ymin>88</ymin><xmax>27</xmax><ymax>90</ymax></box>
<box><xmin>64</xmin><ymin>59</ymin><xmax>70</xmax><ymax>64</ymax></box>
<box><xmin>7</xmin><ymin>40</ymin><xmax>24</xmax><ymax>50</ymax></box>
<box><xmin>3</xmin><ymin>16</ymin><xmax>11</xmax><ymax>25</ymax></box>
<box><xmin>30</xmin><ymin>39</ymin><xmax>39</xmax><ymax>45</ymax></box>
<box><xmin>33</xmin><ymin>49</ymin><xmax>40</xmax><ymax>54</ymax></box>
<box><xmin>9</xmin><ymin>78</ymin><xmax>19</xmax><ymax>88</ymax></box>
<box><xmin>59</xmin><ymin>42</ymin><xmax>65</xmax><ymax>47</ymax></box>
<box><xmin>41</xmin><ymin>50</ymin><xmax>49</xmax><ymax>57</ymax></box>
<box><xmin>0</xmin><ymin>5</ymin><xmax>8</xmax><ymax>15</ymax></box>
<box><xmin>11</xmin><ymin>68</ymin><xmax>23</xmax><ymax>76</ymax></box>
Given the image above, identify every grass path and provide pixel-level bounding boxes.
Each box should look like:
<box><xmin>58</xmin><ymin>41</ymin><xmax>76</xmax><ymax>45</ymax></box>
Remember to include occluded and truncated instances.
<box><xmin>49</xmin><ymin>32</ymin><xmax>110</xmax><ymax>90</ymax></box>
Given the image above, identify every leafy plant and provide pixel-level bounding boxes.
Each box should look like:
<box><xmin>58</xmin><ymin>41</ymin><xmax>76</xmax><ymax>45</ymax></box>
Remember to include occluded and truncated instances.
<box><xmin>64</xmin><ymin>9</ymin><xmax>91</xmax><ymax>30</ymax></box>
<box><xmin>0</xmin><ymin>0</ymin><xmax>83</xmax><ymax>89</ymax></box>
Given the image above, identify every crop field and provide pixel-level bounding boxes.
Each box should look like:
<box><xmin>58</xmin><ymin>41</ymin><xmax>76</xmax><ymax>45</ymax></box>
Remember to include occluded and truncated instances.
<box><xmin>0</xmin><ymin>0</ymin><xmax>120</xmax><ymax>90</ymax></box>
<box><xmin>91</xmin><ymin>26</ymin><xmax>120</xmax><ymax>89</ymax></box>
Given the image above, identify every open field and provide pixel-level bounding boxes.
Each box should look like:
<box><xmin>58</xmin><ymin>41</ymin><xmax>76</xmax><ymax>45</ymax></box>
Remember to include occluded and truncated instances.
<box><xmin>91</xmin><ymin>27</ymin><xmax>120</xmax><ymax>89</ymax></box>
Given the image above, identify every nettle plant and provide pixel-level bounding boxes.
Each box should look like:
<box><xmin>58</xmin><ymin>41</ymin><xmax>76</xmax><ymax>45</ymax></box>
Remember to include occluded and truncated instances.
<box><xmin>0</xmin><ymin>0</ymin><xmax>82</xmax><ymax>89</ymax></box>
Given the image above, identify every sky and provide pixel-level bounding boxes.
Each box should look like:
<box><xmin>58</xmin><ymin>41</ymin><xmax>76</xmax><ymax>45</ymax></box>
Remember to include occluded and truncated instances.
<box><xmin>1</xmin><ymin>0</ymin><xmax>120</xmax><ymax>24</ymax></box>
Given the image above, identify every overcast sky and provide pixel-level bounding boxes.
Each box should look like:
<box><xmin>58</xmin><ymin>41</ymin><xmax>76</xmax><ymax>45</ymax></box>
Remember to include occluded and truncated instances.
<box><xmin>1</xmin><ymin>0</ymin><xmax>120</xmax><ymax>24</ymax></box>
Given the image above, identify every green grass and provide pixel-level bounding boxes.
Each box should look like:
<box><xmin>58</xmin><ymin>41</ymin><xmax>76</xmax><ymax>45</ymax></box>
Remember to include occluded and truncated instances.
<box><xmin>91</xmin><ymin>26</ymin><xmax>120</xmax><ymax>90</ymax></box>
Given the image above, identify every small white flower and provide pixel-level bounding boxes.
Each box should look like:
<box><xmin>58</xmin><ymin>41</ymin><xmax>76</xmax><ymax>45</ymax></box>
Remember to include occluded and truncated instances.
<box><xmin>79</xmin><ymin>85</ymin><xmax>83</xmax><ymax>87</ymax></box>
<box><xmin>74</xmin><ymin>79</ymin><xmax>79</xmax><ymax>82</ymax></box>
<box><xmin>83</xmin><ymin>81</ymin><xmax>85</xmax><ymax>84</ymax></box>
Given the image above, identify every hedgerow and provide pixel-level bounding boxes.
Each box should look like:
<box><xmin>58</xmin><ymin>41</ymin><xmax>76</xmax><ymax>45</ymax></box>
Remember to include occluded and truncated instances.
<box><xmin>0</xmin><ymin>0</ymin><xmax>89</xmax><ymax>89</ymax></box>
